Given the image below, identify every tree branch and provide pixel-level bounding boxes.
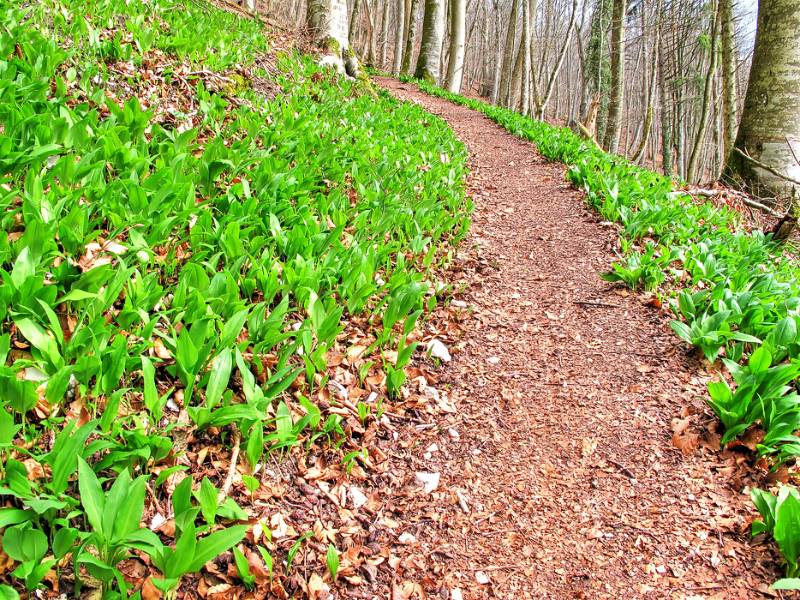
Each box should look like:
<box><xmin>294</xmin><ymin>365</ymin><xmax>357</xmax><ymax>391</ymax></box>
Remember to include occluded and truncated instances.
<box><xmin>734</xmin><ymin>147</ymin><xmax>800</xmax><ymax>188</ymax></box>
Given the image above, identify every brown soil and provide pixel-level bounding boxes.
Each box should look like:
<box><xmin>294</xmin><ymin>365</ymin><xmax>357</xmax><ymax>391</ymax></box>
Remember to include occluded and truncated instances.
<box><xmin>367</xmin><ymin>78</ymin><xmax>783</xmax><ymax>599</ymax></box>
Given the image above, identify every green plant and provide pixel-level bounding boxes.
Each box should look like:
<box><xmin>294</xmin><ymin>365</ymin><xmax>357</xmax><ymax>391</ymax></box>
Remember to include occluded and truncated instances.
<box><xmin>752</xmin><ymin>486</ymin><xmax>800</xmax><ymax>581</ymax></box>
<box><xmin>326</xmin><ymin>543</ymin><xmax>340</xmax><ymax>582</ymax></box>
<box><xmin>75</xmin><ymin>458</ymin><xmax>161</xmax><ymax>594</ymax></box>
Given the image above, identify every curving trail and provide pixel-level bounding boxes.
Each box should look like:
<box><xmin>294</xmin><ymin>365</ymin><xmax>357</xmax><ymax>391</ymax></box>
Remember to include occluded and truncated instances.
<box><xmin>371</xmin><ymin>78</ymin><xmax>780</xmax><ymax>599</ymax></box>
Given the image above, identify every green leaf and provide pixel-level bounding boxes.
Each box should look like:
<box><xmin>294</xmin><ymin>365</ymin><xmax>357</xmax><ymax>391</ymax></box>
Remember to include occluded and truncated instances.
<box><xmin>141</xmin><ymin>356</ymin><xmax>160</xmax><ymax>420</ymax></box>
<box><xmin>14</xmin><ymin>318</ymin><xmax>61</xmax><ymax>368</ymax></box>
<box><xmin>772</xmin><ymin>579</ymin><xmax>800</xmax><ymax>590</ymax></box>
<box><xmin>198</xmin><ymin>477</ymin><xmax>218</xmax><ymax>526</ymax></box>
<box><xmin>218</xmin><ymin>308</ymin><xmax>249</xmax><ymax>350</ymax></box>
<box><xmin>2</xmin><ymin>523</ymin><xmax>48</xmax><ymax>563</ymax></box>
<box><xmin>233</xmin><ymin>546</ymin><xmax>255</xmax><ymax>588</ymax></box>
<box><xmin>748</xmin><ymin>346</ymin><xmax>772</xmax><ymax>372</ymax></box>
<box><xmin>77</xmin><ymin>457</ymin><xmax>105</xmax><ymax>537</ymax></box>
<box><xmin>775</xmin><ymin>487</ymin><xmax>800</xmax><ymax>570</ymax></box>
<box><xmin>189</xmin><ymin>525</ymin><xmax>248</xmax><ymax>572</ymax></box>
<box><xmin>0</xmin><ymin>375</ymin><xmax>38</xmax><ymax>415</ymax></box>
<box><xmin>205</xmin><ymin>348</ymin><xmax>232</xmax><ymax>408</ymax></box>
<box><xmin>326</xmin><ymin>543</ymin><xmax>340</xmax><ymax>581</ymax></box>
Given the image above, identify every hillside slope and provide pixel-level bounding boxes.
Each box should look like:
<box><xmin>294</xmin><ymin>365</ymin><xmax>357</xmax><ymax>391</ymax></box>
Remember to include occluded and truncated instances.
<box><xmin>0</xmin><ymin>1</ymin><xmax>470</xmax><ymax>597</ymax></box>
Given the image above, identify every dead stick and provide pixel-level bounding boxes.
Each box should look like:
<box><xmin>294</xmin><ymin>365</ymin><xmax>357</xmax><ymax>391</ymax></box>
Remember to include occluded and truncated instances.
<box><xmin>574</xmin><ymin>300</ymin><xmax>621</xmax><ymax>308</ymax></box>
<box><xmin>606</xmin><ymin>458</ymin><xmax>636</xmax><ymax>479</ymax></box>
<box><xmin>734</xmin><ymin>147</ymin><xmax>800</xmax><ymax>187</ymax></box>
<box><xmin>218</xmin><ymin>427</ymin><xmax>241</xmax><ymax>502</ymax></box>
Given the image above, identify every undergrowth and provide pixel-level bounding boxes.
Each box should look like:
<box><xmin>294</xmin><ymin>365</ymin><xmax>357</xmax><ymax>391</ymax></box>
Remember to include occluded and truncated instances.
<box><xmin>405</xmin><ymin>76</ymin><xmax>800</xmax><ymax>587</ymax></box>
<box><xmin>0</xmin><ymin>1</ymin><xmax>470</xmax><ymax>596</ymax></box>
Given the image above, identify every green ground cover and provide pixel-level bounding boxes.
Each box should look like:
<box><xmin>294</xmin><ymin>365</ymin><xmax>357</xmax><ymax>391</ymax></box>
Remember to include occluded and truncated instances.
<box><xmin>0</xmin><ymin>2</ymin><xmax>470</xmax><ymax>596</ymax></box>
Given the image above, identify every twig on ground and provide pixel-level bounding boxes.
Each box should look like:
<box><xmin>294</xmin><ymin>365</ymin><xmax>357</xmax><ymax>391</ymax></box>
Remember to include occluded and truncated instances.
<box><xmin>669</xmin><ymin>187</ymin><xmax>784</xmax><ymax>217</ymax></box>
<box><xmin>574</xmin><ymin>300</ymin><xmax>621</xmax><ymax>308</ymax></box>
<box><xmin>606</xmin><ymin>458</ymin><xmax>636</xmax><ymax>480</ymax></box>
<box><xmin>218</xmin><ymin>427</ymin><xmax>241</xmax><ymax>502</ymax></box>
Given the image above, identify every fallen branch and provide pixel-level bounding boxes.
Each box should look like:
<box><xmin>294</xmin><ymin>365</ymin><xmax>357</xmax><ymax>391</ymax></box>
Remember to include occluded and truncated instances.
<box><xmin>576</xmin><ymin>122</ymin><xmax>602</xmax><ymax>151</ymax></box>
<box><xmin>574</xmin><ymin>300</ymin><xmax>621</xmax><ymax>309</ymax></box>
<box><xmin>669</xmin><ymin>188</ymin><xmax>784</xmax><ymax>218</ymax></box>
<box><xmin>734</xmin><ymin>147</ymin><xmax>800</xmax><ymax>188</ymax></box>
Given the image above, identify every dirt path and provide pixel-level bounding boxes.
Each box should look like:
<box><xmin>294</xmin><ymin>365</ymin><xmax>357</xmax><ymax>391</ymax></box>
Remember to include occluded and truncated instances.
<box><xmin>370</xmin><ymin>78</ymin><xmax>781</xmax><ymax>599</ymax></box>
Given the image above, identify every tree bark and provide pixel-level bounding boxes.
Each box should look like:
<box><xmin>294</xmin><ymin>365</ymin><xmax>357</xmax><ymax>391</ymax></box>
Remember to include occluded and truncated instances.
<box><xmin>498</xmin><ymin>0</ymin><xmax>519</xmax><ymax>107</ymax></box>
<box><xmin>724</xmin><ymin>0</ymin><xmax>800</xmax><ymax>199</ymax></box>
<box><xmin>348</xmin><ymin>0</ymin><xmax>362</xmax><ymax>48</ymax></box>
<box><xmin>602</xmin><ymin>0</ymin><xmax>627</xmax><ymax>153</ymax></box>
<box><xmin>415</xmin><ymin>0</ymin><xmax>446</xmax><ymax>83</ymax></box>
<box><xmin>401</xmin><ymin>0</ymin><xmax>420</xmax><ymax>74</ymax></box>
<box><xmin>686</xmin><ymin>2</ymin><xmax>719</xmax><ymax>183</ymax></box>
<box><xmin>393</xmin><ymin>0</ymin><xmax>406</xmax><ymax>73</ymax></box>
<box><xmin>380</xmin><ymin>0</ymin><xmax>391</xmax><ymax>67</ymax></box>
<box><xmin>537</xmin><ymin>0</ymin><xmax>577</xmax><ymax>120</ymax></box>
<box><xmin>445</xmin><ymin>0</ymin><xmax>466</xmax><ymax>92</ymax></box>
<box><xmin>518</xmin><ymin>0</ymin><xmax>531</xmax><ymax>113</ymax></box>
<box><xmin>307</xmin><ymin>0</ymin><xmax>359</xmax><ymax>76</ymax></box>
<box><xmin>719</xmin><ymin>0</ymin><xmax>737</xmax><ymax>164</ymax></box>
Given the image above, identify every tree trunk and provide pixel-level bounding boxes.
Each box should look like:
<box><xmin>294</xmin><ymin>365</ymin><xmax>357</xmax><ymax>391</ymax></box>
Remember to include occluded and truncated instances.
<box><xmin>393</xmin><ymin>0</ymin><xmax>406</xmax><ymax>73</ymax></box>
<box><xmin>401</xmin><ymin>0</ymin><xmax>420</xmax><ymax>74</ymax></box>
<box><xmin>724</xmin><ymin>0</ymin><xmax>800</xmax><ymax>199</ymax></box>
<box><xmin>415</xmin><ymin>0</ymin><xmax>446</xmax><ymax>83</ymax></box>
<box><xmin>602</xmin><ymin>0</ymin><xmax>627</xmax><ymax>153</ymax></box>
<box><xmin>380</xmin><ymin>0</ymin><xmax>391</xmax><ymax>67</ymax></box>
<box><xmin>445</xmin><ymin>0</ymin><xmax>466</xmax><ymax>92</ymax></box>
<box><xmin>307</xmin><ymin>0</ymin><xmax>359</xmax><ymax>76</ymax></box>
<box><xmin>659</xmin><ymin>23</ymin><xmax>672</xmax><ymax>177</ymax></box>
<box><xmin>498</xmin><ymin>0</ymin><xmax>519</xmax><ymax>107</ymax></box>
<box><xmin>719</xmin><ymin>0</ymin><xmax>737</xmax><ymax>164</ymax></box>
<box><xmin>686</xmin><ymin>2</ymin><xmax>719</xmax><ymax>183</ymax></box>
<box><xmin>518</xmin><ymin>0</ymin><xmax>531</xmax><ymax>113</ymax></box>
<box><xmin>537</xmin><ymin>0</ymin><xmax>577</xmax><ymax>120</ymax></box>
<box><xmin>491</xmin><ymin>0</ymin><xmax>503</xmax><ymax>102</ymax></box>
<box><xmin>348</xmin><ymin>0</ymin><xmax>362</xmax><ymax>47</ymax></box>
<box><xmin>585</xmin><ymin>0</ymin><xmax>612</xmax><ymax>135</ymax></box>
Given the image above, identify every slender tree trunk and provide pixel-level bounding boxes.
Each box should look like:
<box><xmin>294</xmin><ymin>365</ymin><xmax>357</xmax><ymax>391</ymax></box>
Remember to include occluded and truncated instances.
<box><xmin>660</xmin><ymin>26</ymin><xmax>672</xmax><ymax>177</ymax></box>
<box><xmin>518</xmin><ymin>0</ymin><xmax>530</xmax><ymax>112</ymax></box>
<box><xmin>632</xmin><ymin>0</ymin><xmax>660</xmax><ymax>164</ymax></box>
<box><xmin>537</xmin><ymin>0</ymin><xmax>577</xmax><ymax>119</ymax></box>
<box><xmin>491</xmin><ymin>0</ymin><xmax>503</xmax><ymax>102</ymax></box>
<box><xmin>401</xmin><ymin>0</ymin><xmax>420</xmax><ymax>74</ymax></box>
<box><xmin>498</xmin><ymin>0</ymin><xmax>519</xmax><ymax>106</ymax></box>
<box><xmin>380</xmin><ymin>0</ymin><xmax>391</xmax><ymax>67</ymax></box>
<box><xmin>719</xmin><ymin>0</ymin><xmax>738</xmax><ymax>165</ymax></box>
<box><xmin>307</xmin><ymin>0</ymin><xmax>359</xmax><ymax>76</ymax></box>
<box><xmin>393</xmin><ymin>0</ymin><xmax>406</xmax><ymax>73</ymax></box>
<box><xmin>724</xmin><ymin>0</ymin><xmax>800</xmax><ymax>198</ymax></box>
<box><xmin>415</xmin><ymin>0</ymin><xmax>446</xmax><ymax>83</ymax></box>
<box><xmin>445</xmin><ymin>0</ymin><xmax>467</xmax><ymax>92</ymax></box>
<box><xmin>349</xmin><ymin>0</ymin><xmax>362</xmax><ymax>46</ymax></box>
<box><xmin>602</xmin><ymin>0</ymin><xmax>627</xmax><ymax>153</ymax></box>
<box><xmin>686</xmin><ymin>2</ymin><xmax>719</xmax><ymax>183</ymax></box>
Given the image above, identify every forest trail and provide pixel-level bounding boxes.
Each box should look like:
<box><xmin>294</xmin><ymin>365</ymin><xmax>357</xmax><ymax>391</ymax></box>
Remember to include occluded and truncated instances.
<box><xmin>373</xmin><ymin>78</ymin><xmax>779</xmax><ymax>599</ymax></box>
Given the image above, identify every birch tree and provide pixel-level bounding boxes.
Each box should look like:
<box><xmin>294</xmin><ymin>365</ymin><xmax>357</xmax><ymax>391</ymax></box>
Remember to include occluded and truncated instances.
<box><xmin>393</xmin><ymin>0</ymin><xmax>406</xmax><ymax>73</ymax></box>
<box><xmin>725</xmin><ymin>0</ymin><xmax>800</xmax><ymax>198</ymax></box>
<box><xmin>445</xmin><ymin>0</ymin><xmax>467</xmax><ymax>92</ymax></box>
<box><xmin>415</xmin><ymin>0</ymin><xmax>446</xmax><ymax>83</ymax></box>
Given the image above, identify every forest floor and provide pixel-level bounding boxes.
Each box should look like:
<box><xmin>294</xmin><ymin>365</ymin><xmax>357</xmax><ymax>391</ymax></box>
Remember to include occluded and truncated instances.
<box><xmin>369</xmin><ymin>77</ymin><xmax>784</xmax><ymax>599</ymax></box>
